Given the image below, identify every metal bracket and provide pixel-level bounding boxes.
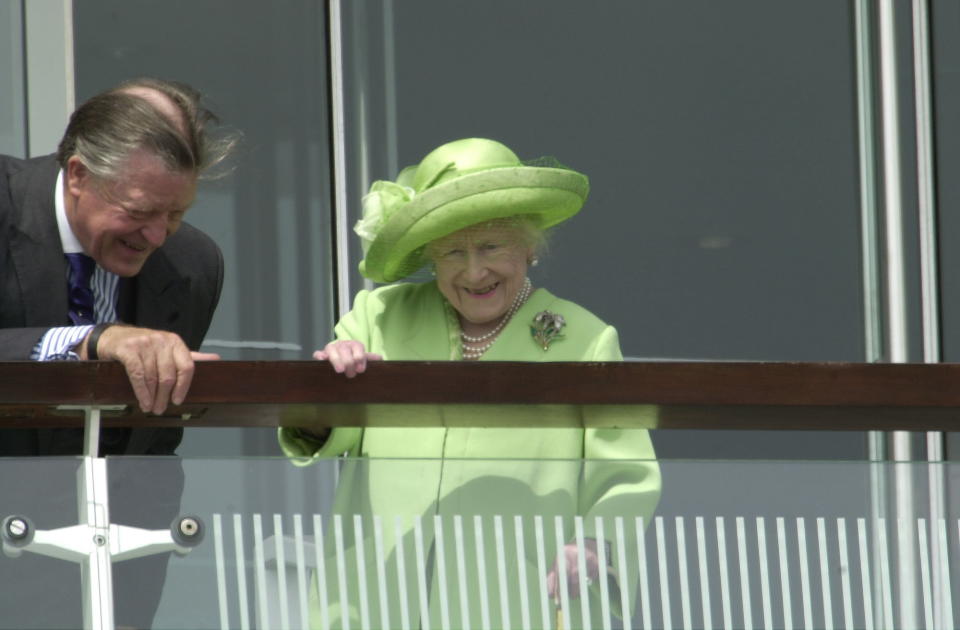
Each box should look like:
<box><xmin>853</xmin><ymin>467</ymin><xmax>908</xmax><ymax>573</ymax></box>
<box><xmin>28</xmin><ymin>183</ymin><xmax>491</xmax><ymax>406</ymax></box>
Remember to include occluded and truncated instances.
<box><xmin>1</xmin><ymin>405</ymin><xmax>200</xmax><ymax>630</ymax></box>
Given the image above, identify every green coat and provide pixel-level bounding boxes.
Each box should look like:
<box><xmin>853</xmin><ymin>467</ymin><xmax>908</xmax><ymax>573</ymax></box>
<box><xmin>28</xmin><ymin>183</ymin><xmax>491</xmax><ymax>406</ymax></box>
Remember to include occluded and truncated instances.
<box><xmin>281</xmin><ymin>282</ymin><xmax>660</xmax><ymax>629</ymax></box>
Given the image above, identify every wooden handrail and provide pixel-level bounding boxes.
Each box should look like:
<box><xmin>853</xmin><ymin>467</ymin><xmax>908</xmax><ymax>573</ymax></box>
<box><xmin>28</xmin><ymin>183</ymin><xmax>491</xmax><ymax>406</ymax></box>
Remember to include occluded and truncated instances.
<box><xmin>1</xmin><ymin>360</ymin><xmax>959</xmax><ymax>431</ymax></box>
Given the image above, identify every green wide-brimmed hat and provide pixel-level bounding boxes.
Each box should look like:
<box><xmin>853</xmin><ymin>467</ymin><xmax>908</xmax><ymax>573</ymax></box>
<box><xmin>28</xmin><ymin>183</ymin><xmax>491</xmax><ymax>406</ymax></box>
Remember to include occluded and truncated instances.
<box><xmin>355</xmin><ymin>137</ymin><xmax>589</xmax><ymax>283</ymax></box>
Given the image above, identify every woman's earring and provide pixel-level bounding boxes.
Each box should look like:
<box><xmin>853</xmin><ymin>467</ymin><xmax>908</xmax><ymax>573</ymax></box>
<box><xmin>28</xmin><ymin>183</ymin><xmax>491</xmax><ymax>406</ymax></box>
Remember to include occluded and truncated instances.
<box><xmin>430</xmin><ymin>265</ymin><xmax>436</xmax><ymax>276</ymax></box>
<box><xmin>529</xmin><ymin>257</ymin><xmax>540</xmax><ymax>267</ymax></box>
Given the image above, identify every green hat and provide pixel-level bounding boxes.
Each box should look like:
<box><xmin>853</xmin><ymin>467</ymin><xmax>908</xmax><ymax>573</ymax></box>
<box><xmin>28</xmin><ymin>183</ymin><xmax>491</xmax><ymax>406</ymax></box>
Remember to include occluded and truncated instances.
<box><xmin>355</xmin><ymin>137</ymin><xmax>589</xmax><ymax>282</ymax></box>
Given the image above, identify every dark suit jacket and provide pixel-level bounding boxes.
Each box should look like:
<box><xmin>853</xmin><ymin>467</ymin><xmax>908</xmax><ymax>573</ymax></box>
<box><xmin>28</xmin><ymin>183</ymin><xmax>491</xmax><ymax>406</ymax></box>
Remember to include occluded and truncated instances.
<box><xmin>0</xmin><ymin>153</ymin><xmax>224</xmax><ymax>456</ymax></box>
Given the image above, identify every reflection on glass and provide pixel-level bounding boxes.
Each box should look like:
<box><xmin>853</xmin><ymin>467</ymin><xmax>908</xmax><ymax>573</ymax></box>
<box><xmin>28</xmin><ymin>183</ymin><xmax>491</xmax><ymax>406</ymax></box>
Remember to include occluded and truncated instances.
<box><xmin>5</xmin><ymin>457</ymin><xmax>957</xmax><ymax>629</ymax></box>
<box><xmin>298</xmin><ymin>452</ymin><xmax>659</xmax><ymax>630</ymax></box>
<box><xmin>131</xmin><ymin>459</ymin><xmax>960</xmax><ymax>628</ymax></box>
<box><xmin>0</xmin><ymin>458</ymin><xmax>83</xmax><ymax>629</ymax></box>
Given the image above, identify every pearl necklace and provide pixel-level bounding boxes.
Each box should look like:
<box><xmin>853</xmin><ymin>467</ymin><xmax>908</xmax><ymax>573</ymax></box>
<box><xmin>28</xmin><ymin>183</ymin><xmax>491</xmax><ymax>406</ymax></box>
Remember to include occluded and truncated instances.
<box><xmin>460</xmin><ymin>278</ymin><xmax>532</xmax><ymax>360</ymax></box>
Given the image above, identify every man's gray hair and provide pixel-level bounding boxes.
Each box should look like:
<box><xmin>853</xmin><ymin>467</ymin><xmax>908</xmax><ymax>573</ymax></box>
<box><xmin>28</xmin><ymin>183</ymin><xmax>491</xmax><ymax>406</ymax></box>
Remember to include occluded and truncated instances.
<box><xmin>56</xmin><ymin>77</ymin><xmax>237</xmax><ymax>181</ymax></box>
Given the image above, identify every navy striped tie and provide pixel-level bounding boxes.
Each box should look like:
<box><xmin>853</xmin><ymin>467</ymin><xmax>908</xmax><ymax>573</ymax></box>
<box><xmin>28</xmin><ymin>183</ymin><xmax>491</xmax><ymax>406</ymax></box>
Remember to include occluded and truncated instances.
<box><xmin>65</xmin><ymin>253</ymin><xmax>96</xmax><ymax>325</ymax></box>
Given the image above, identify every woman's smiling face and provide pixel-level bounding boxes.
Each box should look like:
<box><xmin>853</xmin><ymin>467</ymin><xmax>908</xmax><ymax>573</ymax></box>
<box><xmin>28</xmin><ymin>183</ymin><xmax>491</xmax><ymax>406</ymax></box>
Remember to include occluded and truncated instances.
<box><xmin>429</xmin><ymin>222</ymin><xmax>534</xmax><ymax>327</ymax></box>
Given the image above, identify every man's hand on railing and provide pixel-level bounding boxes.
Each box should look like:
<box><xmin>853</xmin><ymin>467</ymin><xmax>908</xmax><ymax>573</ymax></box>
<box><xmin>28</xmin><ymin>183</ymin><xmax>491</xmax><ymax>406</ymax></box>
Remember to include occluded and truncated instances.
<box><xmin>82</xmin><ymin>324</ymin><xmax>220</xmax><ymax>414</ymax></box>
<box><xmin>314</xmin><ymin>340</ymin><xmax>382</xmax><ymax>379</ymax></box>
<box><xmin>546</xmin><ymin>538</ymin><xmax>602</xmax><ymax>599</ymax></box>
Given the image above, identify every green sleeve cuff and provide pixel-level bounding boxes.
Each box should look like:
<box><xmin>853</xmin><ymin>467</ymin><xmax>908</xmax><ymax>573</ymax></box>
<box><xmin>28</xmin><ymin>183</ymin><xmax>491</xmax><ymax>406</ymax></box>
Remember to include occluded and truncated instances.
<box><xmin>278</xmin><ymin>427</ymin><xmax>363</xmax><ymax>465</ymax></box>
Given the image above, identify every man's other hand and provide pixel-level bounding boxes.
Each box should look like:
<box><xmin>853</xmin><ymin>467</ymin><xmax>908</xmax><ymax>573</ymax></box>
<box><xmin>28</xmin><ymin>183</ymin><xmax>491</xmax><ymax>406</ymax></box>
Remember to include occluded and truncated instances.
<box><xmin>83</xmin><ymin>325</ymin><xmax>220</xmax><ymax>414</ymax></box>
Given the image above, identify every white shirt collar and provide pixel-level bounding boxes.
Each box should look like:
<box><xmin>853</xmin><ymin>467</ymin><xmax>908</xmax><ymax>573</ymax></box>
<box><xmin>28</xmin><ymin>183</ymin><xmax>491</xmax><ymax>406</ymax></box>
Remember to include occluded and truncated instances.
<box><xmin>55</xmin><ymin>168</ymin><xmax>85</xmax><ymax>255</ymax></box>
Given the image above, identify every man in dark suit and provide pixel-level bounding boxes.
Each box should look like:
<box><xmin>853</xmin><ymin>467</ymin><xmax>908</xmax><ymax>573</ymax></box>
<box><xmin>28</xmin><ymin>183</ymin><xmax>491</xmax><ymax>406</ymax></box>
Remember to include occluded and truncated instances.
<box><xmin>0</xmin><ymin>78</ymin><xmax>235</xmax><ymax>628</ymax></box>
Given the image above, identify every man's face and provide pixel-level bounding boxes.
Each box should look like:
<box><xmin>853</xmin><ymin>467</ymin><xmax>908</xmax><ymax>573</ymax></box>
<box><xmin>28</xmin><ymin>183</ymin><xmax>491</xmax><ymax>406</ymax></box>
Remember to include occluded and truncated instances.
<box><xmin>64</xmin><ymin>150</ymin><xmax>197</xmax><ymax>277</ymax></box>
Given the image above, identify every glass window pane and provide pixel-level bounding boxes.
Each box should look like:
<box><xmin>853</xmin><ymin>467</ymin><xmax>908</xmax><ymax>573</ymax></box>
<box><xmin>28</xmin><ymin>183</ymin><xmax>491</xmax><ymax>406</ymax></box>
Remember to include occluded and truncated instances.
<box><xmin>73</xmin><ymin>1</ymin><xmax>334</xmax><ymax>363</ymax></box>
<box><xmin>0</xmin><ymin>1</ymin><xmax>25</xmax><ymax>158</ymax></box>
<box><xmin>72</xmin><ymin>1</ymin><xmax>334</xmax><ymax>455</ymax></box>
<box><xmin>340</xmin><ymin>1</ymin><xmax>868</xmax><ymax>459</ymax></box>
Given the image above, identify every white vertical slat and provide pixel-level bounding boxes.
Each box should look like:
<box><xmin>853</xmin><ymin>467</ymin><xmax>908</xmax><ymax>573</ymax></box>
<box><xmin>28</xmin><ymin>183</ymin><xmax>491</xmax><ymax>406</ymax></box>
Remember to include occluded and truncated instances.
<box><xmin>372</xmin><ymin>516</ymin><xmax>391</xmax><ymax>630</ymax></box>
<box><xmin>253</xmin><ymin>515</ymin><xmax>271</xmax><ymax>630</ymax></box>
<box><xmin>476</xmin><ymin>515</ymin><xmax>493</xmax><ymax>630</ymax></box>
<box><xmin>494</xmin><ymin>515</ymin><xmax>512</xmax><ymax>630</ymax></box>
<box><xmin>327</xmin><ymin>0</ymin><xmax>354</xmax><ymax>314</ymax></box>
<box><xmin>877</xmin><ymin>0</ymin><xmax>909</xmax><ymax>360</ymax></box>
<box><xmin>853</xmin><ymin>0</ymin><xmax>882</xmax><ymax>361</ymax></box>
<box><xmin>918</xmin><ymin>519</ymin><xmax>933</xmax><ymax>630</ymax></box>
<box><xmin>675</xmin><ymin>517</ymin><xmax>692</xmax><ymax>630</ymax></box>
<box><xmin>911</xmin><ymin>0</ymin><xmax>941</xmax><ymax>366</ymax></box>
<box><xmin>775</xmin><ymin>518</ymin><xmax>792</xmax><ymax>630</ymax></box>
<box><xmin>795</xmin><ymin>519</ymin><xmax>813</xmax><ymax>630</ymax></box>
<box><xmin>454</xmin><ymin>515</ymin><xmax>472</xmax><ymax>630</ymax></box>
<box><xmin>575</xmin><ymin>516</ymin><xmax>593</xmax><ymax>630</ymax></box>
<box><xmin>274</xmin><ymin>514</ymin><xmax>292</xmax><ymax>630</ymax></box>
<box><xmin>928</xmin><ymin>458</ymin><xmax>948</xmax><ymax>630</ymax></box>
<box><xmin>696</xmin><ymin>517</ymin><xmax>713</xmax><ymax>630</ymax></box>
<box><xmin>394</xmin><ymin>516</ymin><xmax>412</xmax><ymax>630</ymax></box>
<box><xmin>636</xmin><ymin>517</ymin><xmax>653</xmax><ymax>630</ymax></box>
<box><xmin>755</xmin><ymin>518</ymin><xmax>772</xmax><ymax>630</ymax></box>
<box><xmin>213</xmin><ymin>514</ymin><xmax>231</xmax><ymax>630</ymax></box>
<box><xmin>615</xmin><ymin>517</ymin><xmax>633</xmax><ymax>630</ymax></box>
<box><xmin>815</xmin><ymin>518</ymin><xmax>833</xmax><ymax>630</ymax></box>
<box><xmin>936</xmin><ymin>519</ymin><xmax>953</xmax><ymax>629</ymax></box>
<box><xmin>735</xmin><ymin>517</ymin><xmax>753</xmax><ymax>630</ymax></box>
<box><xmin>293</xmin><ymin>515</ymin><xmax>310</xmax><ymax>630</ymax></box>
<box><xmin>856</xmin><ymin>519</ymin><xmax>874</xmax><ymax>630</ymax></box>
<box><xmin>313</xmin><ymin>515</ymin><xmax>332</xmax><ymax>630</ymax></box>
<box><xmin>878</xmin><ymin>519</ymin><xmax>895</xmax><ymax>629</ymax></box>
<box><xmin>413</xmin><ymin>516</ymin><xmax>432</xmax><ymax>630</ymax></box>
<box><xmin>836</xmin><ymin>518</ymin><xmax>854</xmax><ymax>630</ymax></box>
<box><xmin>234</xmin><ymin>514</ymin><xmax>251</xmax><ymax>630</ymax></box>
<box><xmin>894</xmin><ymin>515</ymin><xmax>919</xmax><ymax>630</ymax></box>
<box><xmin>554</xmin><ymin>516</ymin><xmax>571</xmax><ymax>630</ymax></box>
<box><xmin>515</xmin><ymin>515</ymin><xmax>533</xmax><ymax>630</ymax></box>
<box><xmin>716</xmin><ymin>517</ymin><xmax>733</xmax><ymax>630</ymax></box>
<box><xmin>655</xmin><ymin>516</ymin><xmax>673</xmax><ymax>630</ymax></box>
<box><xmin>595</xmin><ymin>517</ymin><xmax>612</xmax><ymax>630</ymax></box>
<box><xmin>878</xmin><ymin>0</ymin><xmax>918</xmax><ymax>611</ymax></box>
<box><xmin>434</xmin><ymin>515</ymin><xmax>452</xmax><ymax>630</ymax></box>
<box><xmin>333</xmin><ymin>515</ymin><xmax>351</xmax><ymax>630</ymax></box>
<box><xmin>352</xmin><ymin>515</ymin><xmax>371</xmax><ymax>630</ymax></box>
<box><xmin>533</xmin><ymin>516</ymin><xmax>551</xmax><ymax>630</ymax></box>
<box><xmin>867</xmin><ymin>464</ymin><xmax>887</xmax><ymax>624</ymax></box>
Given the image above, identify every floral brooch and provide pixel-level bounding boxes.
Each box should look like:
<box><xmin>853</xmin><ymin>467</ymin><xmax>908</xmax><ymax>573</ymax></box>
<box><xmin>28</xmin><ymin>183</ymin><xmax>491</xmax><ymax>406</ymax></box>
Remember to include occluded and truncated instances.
<box><xmin>531</xmin><ymin>310</ymin><xmax>566</xmax><ymax>351</ymax></box>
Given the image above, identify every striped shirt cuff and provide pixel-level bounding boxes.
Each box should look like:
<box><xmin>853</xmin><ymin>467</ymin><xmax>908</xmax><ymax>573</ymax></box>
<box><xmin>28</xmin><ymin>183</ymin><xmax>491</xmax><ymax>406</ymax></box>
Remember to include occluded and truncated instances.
<box><xmin>31</xmin><ymin>325</ymin><xmax>95</xmax><ymax>361</ymax></box>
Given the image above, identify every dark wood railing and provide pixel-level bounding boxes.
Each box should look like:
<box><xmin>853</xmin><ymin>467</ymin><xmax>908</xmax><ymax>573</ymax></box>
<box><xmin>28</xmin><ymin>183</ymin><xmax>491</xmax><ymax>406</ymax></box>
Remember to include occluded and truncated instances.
<box><xmin>1</xmin><ymin>361</ymin><xmax>959</xmax><ymax>431</ymax></box>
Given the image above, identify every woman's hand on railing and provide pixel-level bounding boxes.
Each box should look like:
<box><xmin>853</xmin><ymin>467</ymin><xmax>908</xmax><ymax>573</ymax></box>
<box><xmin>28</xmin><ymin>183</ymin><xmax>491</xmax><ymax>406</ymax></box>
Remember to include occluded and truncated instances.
<box><xmin>313</xmin><ymin>341</ymin><xmax>382</xmax><ymax>378</ymax></box>
<box><xmin>546</xmin><ymin>538</ymin><xmax>601</xmax><ymax>599</ymax></box>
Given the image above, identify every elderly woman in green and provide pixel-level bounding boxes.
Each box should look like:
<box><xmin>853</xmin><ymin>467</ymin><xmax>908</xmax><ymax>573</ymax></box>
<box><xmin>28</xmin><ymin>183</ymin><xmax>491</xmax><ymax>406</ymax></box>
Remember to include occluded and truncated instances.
<box><xmin>280</xmin><ymin>138</ymin><xmax>660</xmax><ymax>630</ymax></box>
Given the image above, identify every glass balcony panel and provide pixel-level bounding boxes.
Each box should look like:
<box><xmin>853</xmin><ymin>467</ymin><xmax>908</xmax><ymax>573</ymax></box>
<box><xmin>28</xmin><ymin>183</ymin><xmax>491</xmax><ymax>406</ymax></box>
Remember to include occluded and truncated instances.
<box><xmin>0</xmin><ymin>457</ymin><xmax>85</xmax><ymax>629</ymax></box>
<box><xmin>84</xmin><ymin>455</ymin><xmax>958</xmax><ymax>630</ymax></box>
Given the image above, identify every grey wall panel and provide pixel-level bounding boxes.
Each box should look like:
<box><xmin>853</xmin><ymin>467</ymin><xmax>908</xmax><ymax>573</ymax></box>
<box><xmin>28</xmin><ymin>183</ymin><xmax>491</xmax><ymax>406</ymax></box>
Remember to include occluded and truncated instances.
<box><xmin>0</xmin><ymin>0</ymin><xmax>26</xmax><ymax>158</ymax></box>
